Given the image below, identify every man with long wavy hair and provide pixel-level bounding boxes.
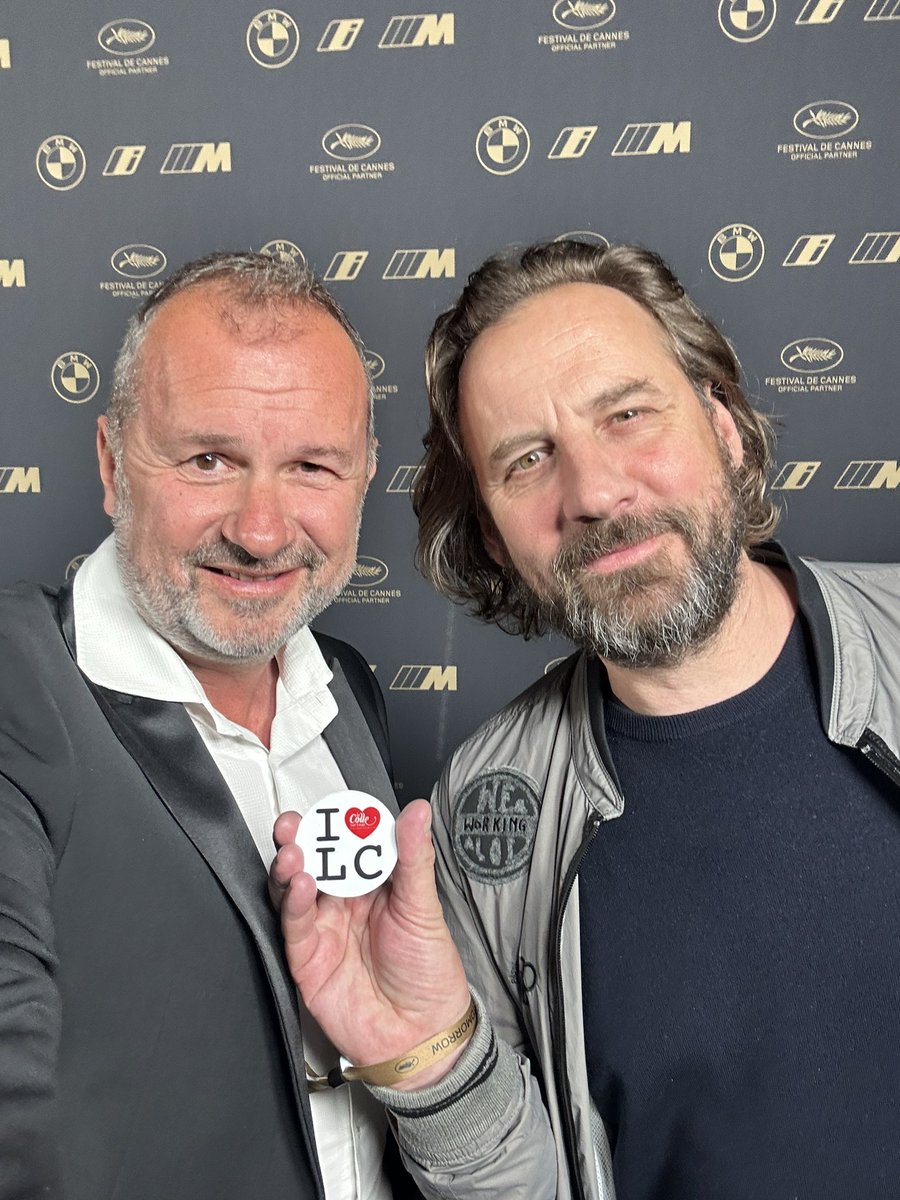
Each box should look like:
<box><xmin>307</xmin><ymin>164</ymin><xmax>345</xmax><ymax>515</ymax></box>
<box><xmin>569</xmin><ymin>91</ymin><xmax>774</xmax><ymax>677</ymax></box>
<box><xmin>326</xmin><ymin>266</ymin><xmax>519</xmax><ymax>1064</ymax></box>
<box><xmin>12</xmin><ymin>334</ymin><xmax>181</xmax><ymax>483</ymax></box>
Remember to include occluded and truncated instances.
<box><xmin>409</xmin><ymin>238</ymin><xmax>900</xmax><ymax>1200</ymax></box>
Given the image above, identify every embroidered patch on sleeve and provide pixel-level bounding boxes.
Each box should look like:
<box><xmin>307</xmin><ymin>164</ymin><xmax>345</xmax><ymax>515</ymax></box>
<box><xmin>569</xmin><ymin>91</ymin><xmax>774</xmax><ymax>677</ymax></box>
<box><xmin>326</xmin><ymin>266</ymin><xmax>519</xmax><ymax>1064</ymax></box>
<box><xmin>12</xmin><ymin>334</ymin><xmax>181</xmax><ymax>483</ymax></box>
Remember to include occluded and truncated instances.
<box><xmin>452</xmin><ymin>768</ymin><xmax>540</xmax><ymax>884</ymax></box>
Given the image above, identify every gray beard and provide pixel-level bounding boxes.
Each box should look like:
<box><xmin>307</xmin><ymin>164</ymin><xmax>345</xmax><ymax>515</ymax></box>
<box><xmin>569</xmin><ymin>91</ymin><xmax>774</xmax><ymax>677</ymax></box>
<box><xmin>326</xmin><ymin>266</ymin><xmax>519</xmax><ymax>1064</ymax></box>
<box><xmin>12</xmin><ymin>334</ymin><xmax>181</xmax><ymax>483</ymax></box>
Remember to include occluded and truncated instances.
<box><xmin>112</xmin><ymin>478</ymin><xmax>358</xmax><ymax>665</ymax></box>
<box><xmin>529</xmin><ymin>479</ymin><xmax>747</xmax><ymax>670</ymax></box>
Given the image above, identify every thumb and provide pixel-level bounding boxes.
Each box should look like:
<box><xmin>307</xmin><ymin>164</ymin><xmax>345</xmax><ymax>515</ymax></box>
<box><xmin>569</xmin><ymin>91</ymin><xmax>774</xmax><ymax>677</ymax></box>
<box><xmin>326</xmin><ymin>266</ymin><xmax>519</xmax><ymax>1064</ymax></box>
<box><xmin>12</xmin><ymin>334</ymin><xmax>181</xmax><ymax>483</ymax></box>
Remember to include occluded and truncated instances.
<box><xmin>274</xmin><ymin>810</ymin><xmax>302</xmax><ymax>849</ymax></box>
<box><xmin>389</xmin><ymin>799</ymin><xmax>441</xmax><ymax>916</ymax></box>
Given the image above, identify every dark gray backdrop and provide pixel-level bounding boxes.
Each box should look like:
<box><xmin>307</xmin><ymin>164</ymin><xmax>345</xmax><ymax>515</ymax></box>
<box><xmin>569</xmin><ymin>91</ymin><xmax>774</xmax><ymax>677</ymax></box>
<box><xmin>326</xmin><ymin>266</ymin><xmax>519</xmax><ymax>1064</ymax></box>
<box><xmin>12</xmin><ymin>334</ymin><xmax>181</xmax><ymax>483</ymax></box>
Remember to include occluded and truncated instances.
<box><xmin>1</xmin><ymin>1</ymin><xmax>897</xmax><ymax>796</ymax></box>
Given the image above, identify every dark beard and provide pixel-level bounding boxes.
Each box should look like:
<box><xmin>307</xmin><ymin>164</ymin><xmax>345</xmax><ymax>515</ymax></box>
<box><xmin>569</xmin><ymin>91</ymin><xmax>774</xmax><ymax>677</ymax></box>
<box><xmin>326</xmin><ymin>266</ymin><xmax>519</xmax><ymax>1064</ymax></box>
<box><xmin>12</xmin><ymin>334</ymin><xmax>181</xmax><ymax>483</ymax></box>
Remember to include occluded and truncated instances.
<box><xmin>531</xmin><ymin>472</ymin><xmax>747</xmax><ymax>669</ymax></box>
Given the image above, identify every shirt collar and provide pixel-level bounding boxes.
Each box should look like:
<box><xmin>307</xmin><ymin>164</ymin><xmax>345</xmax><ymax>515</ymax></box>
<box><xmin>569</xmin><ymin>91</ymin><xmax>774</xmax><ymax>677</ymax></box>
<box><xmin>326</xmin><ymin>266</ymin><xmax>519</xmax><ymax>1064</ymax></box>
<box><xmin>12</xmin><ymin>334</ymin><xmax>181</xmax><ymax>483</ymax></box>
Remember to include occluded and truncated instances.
<box><xmin>73</xmin><ymin>534</ymin><xmax>334</xmax><ymax>720</ymax></box>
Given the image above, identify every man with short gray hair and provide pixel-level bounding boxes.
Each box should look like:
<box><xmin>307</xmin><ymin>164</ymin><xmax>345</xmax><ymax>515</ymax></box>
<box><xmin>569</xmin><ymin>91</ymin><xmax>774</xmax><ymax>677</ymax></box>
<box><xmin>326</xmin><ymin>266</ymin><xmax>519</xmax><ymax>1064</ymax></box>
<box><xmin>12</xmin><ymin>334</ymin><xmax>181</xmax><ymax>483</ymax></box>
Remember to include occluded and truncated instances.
<box><xmin>411</xmin><ymin>238</ymin><xmax>900</xmax><ymax>1199</ymax></box>
<box><xmin>0</xmin><ymin>250</ymin><xmax>524</xmax><ymax>1200</ymax></box>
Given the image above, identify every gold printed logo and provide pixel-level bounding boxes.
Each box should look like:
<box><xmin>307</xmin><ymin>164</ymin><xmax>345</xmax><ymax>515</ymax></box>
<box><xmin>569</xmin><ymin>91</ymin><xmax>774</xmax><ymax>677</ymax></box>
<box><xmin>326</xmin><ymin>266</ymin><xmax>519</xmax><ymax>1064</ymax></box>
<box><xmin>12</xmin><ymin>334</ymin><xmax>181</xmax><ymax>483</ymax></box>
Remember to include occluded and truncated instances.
<box><xmin>98</xmin><ymin>19</ymin><xmax>156</xmax><ymax>55</ymax></box>
<box><xmin>385</xmin><ymin>465</ymin><xmax>423</xmax><ymax>492</ymax></box>
<box><xmin>323</xmin><ymin>124</ymin><xmax>382</xmax><ymax>161</ymax></box>
<box><xmin>0</xmin><ymin>259</ymin><xmax>26</xmax><ymax>287</ymax></box>
<box><xmin>795</xmin><ymin>0</ymin><xmax>845</xmax><ymax>21</ymax></box>
<box><xmin>793</xmin><ymin>101</ymin><xmax>859</xmax><ymax>140</ymax></box>
<box><xmin>708</xmin><ymin>223</ymin><xmax>765</xmax><ymax>282</ymax></box>
<box><xmin>476</xmin><ymin>116</ymin><xmax>531</xmax><ymax>175</ymax></box>
<box><xmin>51</xmin><ymin>353</ymin><xmax>100</xmax><ymax>404</ymax></box>
<box><xmin>718</xmin><ymin>0</ymin><xmax>777</xmax><ymax>42</ymax></box>
<box><xmin>782</xmin><ymin>234</ymin><xmax>835</xmax><ymax>266</ymax></box>
<box><xmin>382</xmin><ymin>249</ymin><xmax>455</xmax><ymax>279</ymax></box>
<box><xmin>611</xmin><ymin>121</ymin><xmax>690</xmax><ymax>156</ymax></box>
<box><xmin>865</xmin><ymin>0</ymin><xmax>900</xmax><ymax>18</ymax></box>
<box><xmin>552</xmin><ymin>0</ymin><xmax>616</xmax><ymax>30</ymax></box>
<box><xmin>347</xmin><ymin>556</ymin><xmax>390</xmax><ymax>589</ymax></box>
<box><xmin>835</xmin><ymin>462</ymin><xmax>900</xmax><ymax>490</ymax></box>
<box><xmin>390</xmin><ymin>665</ymin><xmax>457</xmax><ymax>691</ymax></box>
<box><xmin>365</xmin><ymin>351</ymin><xmax>386</xmax><ymax>379</ymax></box>
<box><xmin>102</xmin><ymin>145</ymin><xmax>146</xmax><ymax>176</ymax></box>
<box><xmin>771</xmin><ymin>462</ymin><xmax>821</xmax><ymax>491</ymax></box>
<box><xmin>780</xmin><ymin>338</ymin><xmax>844</xmax><ymax>373</ymax></box>
<box><xmin>36</xmin><ymin>136</ymin><xmax>86</xmax><ymax>191</ymax></box>
<box><xmin>260</xmin><ymin>240</ymin><xmax>306</xmax><ymax>266</ymax></box>
<box><xmin>379</xmin><ymin>13</ymin><xmax>455</xmax><ymax>47</ymax></box>
<box><xmin>338</xmin><ymin>552</ymin><xmax>401</xmax><ymax>604</ymax></box>
<box><xmin>318</xmin><ymin>18</ymin><xmax>365</xmax><ymax>50</ymax></box>
<box><xmin>548</xmin><ymin>126</ymin><xmax>598</xmax><ymax>159</ymax></box>
<box><xmin>160</xmin><ymin>142</ymin><xmax>232</xmax><ymax>174</ymax></box>
<box><xmin>247</xmin><ymin>10</ymin><xmax>300</xmax><ymax>68</ymax></box>
<box><xmin>324</xmin><ymin>251</ymin><xmax>369</xmax><ymax>281</ymax></box>
<box><xmin>0</xmin><ymin>467</ymin><xmax>41</xmax><ymax>494</ymax></box>
<box><xmin>849</xmin><ymin>232</ymin><xmax>900</xmax><ymax>264</ymax></box>
<box><xmin>111</xmin><ymin>244</ymin><xmax>167</xmax><ymax>279</ymax></box>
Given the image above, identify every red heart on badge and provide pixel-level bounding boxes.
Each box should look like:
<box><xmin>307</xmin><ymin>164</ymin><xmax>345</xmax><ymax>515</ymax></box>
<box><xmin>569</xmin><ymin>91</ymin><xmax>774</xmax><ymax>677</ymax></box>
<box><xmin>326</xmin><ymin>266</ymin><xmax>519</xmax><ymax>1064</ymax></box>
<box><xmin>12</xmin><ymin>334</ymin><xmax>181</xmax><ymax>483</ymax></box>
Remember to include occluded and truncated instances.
<box><xmin>345</xmin><ymin>807</ymin><xmax>381</xmax><ymax>838</ymax></box>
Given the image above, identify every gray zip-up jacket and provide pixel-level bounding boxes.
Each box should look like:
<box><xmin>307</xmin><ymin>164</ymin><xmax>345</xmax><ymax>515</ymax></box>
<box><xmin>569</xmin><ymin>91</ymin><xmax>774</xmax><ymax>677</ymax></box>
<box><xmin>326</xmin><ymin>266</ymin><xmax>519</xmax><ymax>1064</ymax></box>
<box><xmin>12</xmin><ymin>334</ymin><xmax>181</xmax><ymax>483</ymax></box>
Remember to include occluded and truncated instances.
<box><xmin>407</xmin><ymin>550</ymin><xmax>900</xmax><ymax>1200</ymax></box>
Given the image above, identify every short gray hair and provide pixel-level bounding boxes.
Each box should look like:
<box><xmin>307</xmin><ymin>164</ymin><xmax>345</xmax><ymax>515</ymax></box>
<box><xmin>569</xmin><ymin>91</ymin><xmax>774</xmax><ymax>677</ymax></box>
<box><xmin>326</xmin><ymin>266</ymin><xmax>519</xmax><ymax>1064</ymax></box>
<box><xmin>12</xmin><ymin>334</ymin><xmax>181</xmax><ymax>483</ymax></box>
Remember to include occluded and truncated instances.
<box><xmin>414</xmin><ymin>239</ymin><xmax>779</xmax><ymax>638</ymax></box>
<box><xmin>106</xmin><ymin>249</ymin><xmax>375</xmax><ymax>460</ymax></box>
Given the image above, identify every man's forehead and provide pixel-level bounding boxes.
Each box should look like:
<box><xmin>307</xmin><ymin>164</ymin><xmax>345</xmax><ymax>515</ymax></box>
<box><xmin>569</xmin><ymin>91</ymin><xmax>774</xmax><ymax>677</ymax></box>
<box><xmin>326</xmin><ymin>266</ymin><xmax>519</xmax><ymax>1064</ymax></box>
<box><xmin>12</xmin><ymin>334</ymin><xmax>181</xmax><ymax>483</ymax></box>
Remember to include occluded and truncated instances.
<box><xmin>136</xmin><ymin>291</ymin><xmax>363</xmax><ymax>396</ymax></box>
<box><xmin>487</xmin><ymin>282</ymin><xmax>666</xmax><ymax>349</ymax></box>
<box><xmin>123</xmin><ymin>292</ymin><xmax>368</xmax><ymax>441</ymax></box>
<box><xmin>144</xmin><ymin>284</ymin><xmax>339</xmax><ymax>352</ymax></box>
<box><xmin>463</xmin><ymin>281</ymin><xmax>676</xmax><ymax>390</ymax></box>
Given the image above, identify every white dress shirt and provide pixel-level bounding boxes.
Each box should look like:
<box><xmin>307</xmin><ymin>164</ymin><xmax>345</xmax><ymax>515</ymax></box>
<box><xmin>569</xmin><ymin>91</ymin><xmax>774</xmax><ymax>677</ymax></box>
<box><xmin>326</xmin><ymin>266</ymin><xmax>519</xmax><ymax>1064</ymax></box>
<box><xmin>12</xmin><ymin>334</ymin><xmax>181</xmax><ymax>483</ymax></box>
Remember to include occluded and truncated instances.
<box><xmin>73</xmin><ymin>535</ymin><xmax>390</xmax><ymax>1200</ymax></box>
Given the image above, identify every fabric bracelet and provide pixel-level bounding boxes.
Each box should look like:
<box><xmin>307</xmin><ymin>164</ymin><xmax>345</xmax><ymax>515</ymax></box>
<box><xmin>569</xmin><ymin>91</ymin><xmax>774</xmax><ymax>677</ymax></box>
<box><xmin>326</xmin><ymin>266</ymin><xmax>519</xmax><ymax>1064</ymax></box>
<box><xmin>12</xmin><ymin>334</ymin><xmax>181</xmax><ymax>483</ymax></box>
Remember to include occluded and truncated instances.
<box><xmin>306</xmin><ymin>999</ymin><xmax>477</xmax><ymax>1091</ymax></box>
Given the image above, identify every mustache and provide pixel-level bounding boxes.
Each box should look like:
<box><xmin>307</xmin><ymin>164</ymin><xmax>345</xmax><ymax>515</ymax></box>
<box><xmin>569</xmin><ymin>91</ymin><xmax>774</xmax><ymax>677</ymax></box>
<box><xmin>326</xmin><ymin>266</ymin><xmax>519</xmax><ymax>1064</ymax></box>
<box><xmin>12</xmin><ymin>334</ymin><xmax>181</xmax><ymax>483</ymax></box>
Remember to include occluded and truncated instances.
<box><xmin>186</xmin><ymin>537</ymin><xmax>326</xmax><ymax>573</ymax></box>
<box><xmin>553</xmin><ymin>510</ymin><xmax>694</xmax><ymax>576</ymax></box>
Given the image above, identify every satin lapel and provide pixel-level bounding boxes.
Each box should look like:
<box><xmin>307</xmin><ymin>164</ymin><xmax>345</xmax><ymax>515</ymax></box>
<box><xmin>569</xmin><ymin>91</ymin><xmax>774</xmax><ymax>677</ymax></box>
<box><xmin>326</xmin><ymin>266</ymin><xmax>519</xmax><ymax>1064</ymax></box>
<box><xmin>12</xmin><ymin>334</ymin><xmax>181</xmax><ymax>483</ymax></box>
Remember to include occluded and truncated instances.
<box><xmin>322</xmin><ymin>659</ymin><xmax>399</xmax><ymax>815</ymax></box>
<box><xmin>99</xmin><ymin>691</ymin><xmax>277</xmax><ymax>930</ymax></box>
<box><xmin>54</xmin><ymin>584</ymin><xmax>319</xmax><ymax>1165</ymax></box>
<box><xmin>89</xmin><ymin>686</ymin><xmax>320</xmax><ymax>1162</ymax></box>
<box><xmin>58</xmin><ymin>582</ymin><xmax>281</xmax><ymax>949</ymax></box>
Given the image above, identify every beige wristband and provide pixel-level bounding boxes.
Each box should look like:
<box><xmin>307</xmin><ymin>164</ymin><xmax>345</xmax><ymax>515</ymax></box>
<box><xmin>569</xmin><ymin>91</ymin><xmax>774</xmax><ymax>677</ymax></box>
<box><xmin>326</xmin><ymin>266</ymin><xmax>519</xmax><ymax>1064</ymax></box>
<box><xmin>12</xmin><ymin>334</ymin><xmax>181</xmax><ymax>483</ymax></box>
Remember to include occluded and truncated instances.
<box><xmin>306</xmin><ymin>999</ymin><xmax>477</xmax><ymax>1091</ymax></box>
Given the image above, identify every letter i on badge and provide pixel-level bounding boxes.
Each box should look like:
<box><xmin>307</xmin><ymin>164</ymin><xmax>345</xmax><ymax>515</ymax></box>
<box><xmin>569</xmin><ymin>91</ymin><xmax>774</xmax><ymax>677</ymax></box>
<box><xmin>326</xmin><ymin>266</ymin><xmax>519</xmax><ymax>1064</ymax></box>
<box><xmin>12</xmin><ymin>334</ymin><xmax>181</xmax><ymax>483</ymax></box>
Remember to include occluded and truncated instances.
<box><xmin>294</xmin><ymin>791</ymin><xmax>398</xmax><ymax>897</ymax></box>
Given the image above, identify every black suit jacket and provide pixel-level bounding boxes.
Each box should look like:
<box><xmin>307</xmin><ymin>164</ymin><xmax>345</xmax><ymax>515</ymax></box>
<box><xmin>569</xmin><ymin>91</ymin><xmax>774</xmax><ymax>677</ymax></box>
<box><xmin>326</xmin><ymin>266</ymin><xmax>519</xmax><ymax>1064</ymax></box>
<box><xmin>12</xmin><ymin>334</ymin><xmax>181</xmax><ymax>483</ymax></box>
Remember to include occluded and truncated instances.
<box><xmin>0</xmin><ymin>581</ymin><xmax>397</xmax><ymax>1200</ymax></box>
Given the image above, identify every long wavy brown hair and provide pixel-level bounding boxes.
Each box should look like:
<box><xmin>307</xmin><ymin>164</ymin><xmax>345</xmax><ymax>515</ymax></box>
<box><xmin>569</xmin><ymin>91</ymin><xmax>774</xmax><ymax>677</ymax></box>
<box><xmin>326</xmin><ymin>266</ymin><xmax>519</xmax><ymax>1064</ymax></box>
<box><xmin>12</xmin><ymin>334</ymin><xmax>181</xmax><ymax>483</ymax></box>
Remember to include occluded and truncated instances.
<box><xmin>414</xmin><ymin>239</ymin><xmax>778</xmax><ymax>638</ymax></box>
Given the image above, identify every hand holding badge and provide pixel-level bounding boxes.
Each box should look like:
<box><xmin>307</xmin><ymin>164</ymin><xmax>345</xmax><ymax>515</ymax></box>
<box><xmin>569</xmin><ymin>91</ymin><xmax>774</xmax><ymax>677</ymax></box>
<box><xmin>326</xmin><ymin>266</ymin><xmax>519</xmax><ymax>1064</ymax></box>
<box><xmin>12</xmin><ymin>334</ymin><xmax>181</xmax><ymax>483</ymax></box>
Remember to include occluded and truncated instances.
<box><xmin>270</xmin><ymin>797</ymin><xmax>473</xmax><ymax>1090</ymax></box>
<box><xmin>294</xmin><ymin>790</ymin><xmax>398</xmax><ymax>898</ymax></box>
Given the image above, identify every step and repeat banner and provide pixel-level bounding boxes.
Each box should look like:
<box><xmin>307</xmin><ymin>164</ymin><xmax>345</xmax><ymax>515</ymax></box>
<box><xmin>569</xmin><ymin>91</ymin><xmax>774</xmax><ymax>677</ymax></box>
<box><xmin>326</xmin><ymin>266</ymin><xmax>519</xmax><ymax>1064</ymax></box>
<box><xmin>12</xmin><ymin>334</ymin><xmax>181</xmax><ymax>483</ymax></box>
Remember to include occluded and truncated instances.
<box><xmin>1</xmin><ymin>1</ymin><xmax>897</xmax><ymax>794</ymax></box>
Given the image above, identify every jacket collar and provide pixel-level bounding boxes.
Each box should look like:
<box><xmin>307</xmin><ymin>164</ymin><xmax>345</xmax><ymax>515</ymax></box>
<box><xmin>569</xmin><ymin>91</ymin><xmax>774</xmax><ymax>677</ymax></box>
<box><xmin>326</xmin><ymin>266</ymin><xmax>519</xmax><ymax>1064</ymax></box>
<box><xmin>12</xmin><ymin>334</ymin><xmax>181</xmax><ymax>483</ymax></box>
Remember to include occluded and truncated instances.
<box><xmin>319</xmin><ymin>665</ymin><xmax>397</xmax><ymax>811</ymax></box>
<box><xmin>749</xmin><ymin>542</ymin><xmax>836</xmax><ymax>734</ymax></box>
<box><xmin>56</xmin><ymin>579</ymin><xmax>350</xmax><ymax>1178</ymax></box>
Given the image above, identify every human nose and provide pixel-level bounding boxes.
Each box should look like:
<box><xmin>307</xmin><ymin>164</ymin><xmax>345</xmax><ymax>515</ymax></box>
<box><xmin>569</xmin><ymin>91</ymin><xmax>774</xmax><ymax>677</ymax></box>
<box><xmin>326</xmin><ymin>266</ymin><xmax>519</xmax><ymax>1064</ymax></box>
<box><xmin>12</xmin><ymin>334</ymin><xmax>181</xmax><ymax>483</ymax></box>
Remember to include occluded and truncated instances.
<box><xmin>220</xmin><ymin>473</ymin><xmax>293</xmax><ymax>559</ymax></box>
<box><xmin>559</xmin><ymin>439</ymin><xmax>638</xmax><ymax>525</ymax></box>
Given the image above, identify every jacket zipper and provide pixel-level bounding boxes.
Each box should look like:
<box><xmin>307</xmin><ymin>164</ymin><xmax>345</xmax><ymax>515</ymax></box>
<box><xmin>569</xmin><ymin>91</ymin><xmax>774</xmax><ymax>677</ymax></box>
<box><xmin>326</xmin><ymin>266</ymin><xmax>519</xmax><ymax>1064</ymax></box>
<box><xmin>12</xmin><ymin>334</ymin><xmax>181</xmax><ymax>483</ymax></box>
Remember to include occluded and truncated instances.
<box><xmin>858</xmin><ymin>729</ymin><xmax>900</xmax><ymax>787</ymax></box>
<box><xmin>550</xmin><ymin>806</ymin><xmax>605</xmax><ymax>1200</ymax></box>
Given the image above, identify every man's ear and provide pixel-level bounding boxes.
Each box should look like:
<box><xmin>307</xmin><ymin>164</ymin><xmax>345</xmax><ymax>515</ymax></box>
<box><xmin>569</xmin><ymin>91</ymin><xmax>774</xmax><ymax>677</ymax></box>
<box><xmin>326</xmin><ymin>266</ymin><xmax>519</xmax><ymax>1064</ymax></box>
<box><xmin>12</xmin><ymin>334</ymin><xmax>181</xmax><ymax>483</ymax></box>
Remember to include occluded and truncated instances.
<box><xmin>366</xmin><ymin>437</ymin><xmax>378</xmax><ymax>486</ymax></box>
<box><xmin>703</xmin><ymin>382</ymin><xmax>744</xmax><ymax>469</ymax></box>
<box><xmin>96</xmin><ymin>416</ymin><xmax>118</xmax><ymax>518</ymax></box>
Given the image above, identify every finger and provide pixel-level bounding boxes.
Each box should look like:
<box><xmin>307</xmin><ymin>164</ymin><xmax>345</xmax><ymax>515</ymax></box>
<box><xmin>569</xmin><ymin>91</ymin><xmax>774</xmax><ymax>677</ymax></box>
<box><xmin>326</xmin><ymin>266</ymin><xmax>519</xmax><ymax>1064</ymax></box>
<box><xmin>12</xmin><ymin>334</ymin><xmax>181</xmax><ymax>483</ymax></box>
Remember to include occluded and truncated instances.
<box><xmin>273</xmin><ymin>809</ymin><xmax>301</xmax><ymax>849</ymax></box>
<box><xmin>389</xmin><ymin>799</ymin><xmax>441</xmax><ymax>916</ymax></box>
<box><xmin>267</xmin><ymin>840</ymin><xmax>305</xmax><ymax>911</ymax></box>
<box><xmin>281</xmin><ymin>870</ymin><xmax>322</xmax><ymax>978</ymax></box>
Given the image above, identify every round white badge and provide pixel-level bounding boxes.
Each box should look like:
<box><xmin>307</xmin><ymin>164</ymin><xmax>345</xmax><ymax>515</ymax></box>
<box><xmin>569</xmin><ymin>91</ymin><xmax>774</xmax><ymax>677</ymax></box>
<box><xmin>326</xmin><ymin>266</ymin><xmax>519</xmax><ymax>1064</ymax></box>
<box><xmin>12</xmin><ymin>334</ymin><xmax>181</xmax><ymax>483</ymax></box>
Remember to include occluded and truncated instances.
<box><xmin>295</xmin><ymin>791</ymin><xmax>398</xmax><ymax>897</ymax></box>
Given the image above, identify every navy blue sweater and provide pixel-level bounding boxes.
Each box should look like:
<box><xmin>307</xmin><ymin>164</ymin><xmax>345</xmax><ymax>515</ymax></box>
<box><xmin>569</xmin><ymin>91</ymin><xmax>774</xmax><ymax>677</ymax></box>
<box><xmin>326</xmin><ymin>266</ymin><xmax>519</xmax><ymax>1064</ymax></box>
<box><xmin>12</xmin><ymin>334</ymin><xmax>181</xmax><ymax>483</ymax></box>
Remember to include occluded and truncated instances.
<box><xmin>580</xmin><ymin>620</ymin><xmax>900</xmax><ymax>1199</ymax></box>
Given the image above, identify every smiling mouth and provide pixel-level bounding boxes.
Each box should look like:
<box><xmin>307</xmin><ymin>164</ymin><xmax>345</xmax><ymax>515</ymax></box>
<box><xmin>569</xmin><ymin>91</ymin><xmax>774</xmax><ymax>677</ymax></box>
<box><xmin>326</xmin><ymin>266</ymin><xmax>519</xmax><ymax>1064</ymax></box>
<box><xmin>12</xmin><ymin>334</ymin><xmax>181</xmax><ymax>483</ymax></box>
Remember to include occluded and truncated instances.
<box><xmin>584</xmin><ymin>535</ymin><xmax>666</xmax><ymax>575</ymax></box>
<box><xmin>203</xmin><ymin>566</ymin><xmax>295</xmax><ymax>583</ymax></box>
